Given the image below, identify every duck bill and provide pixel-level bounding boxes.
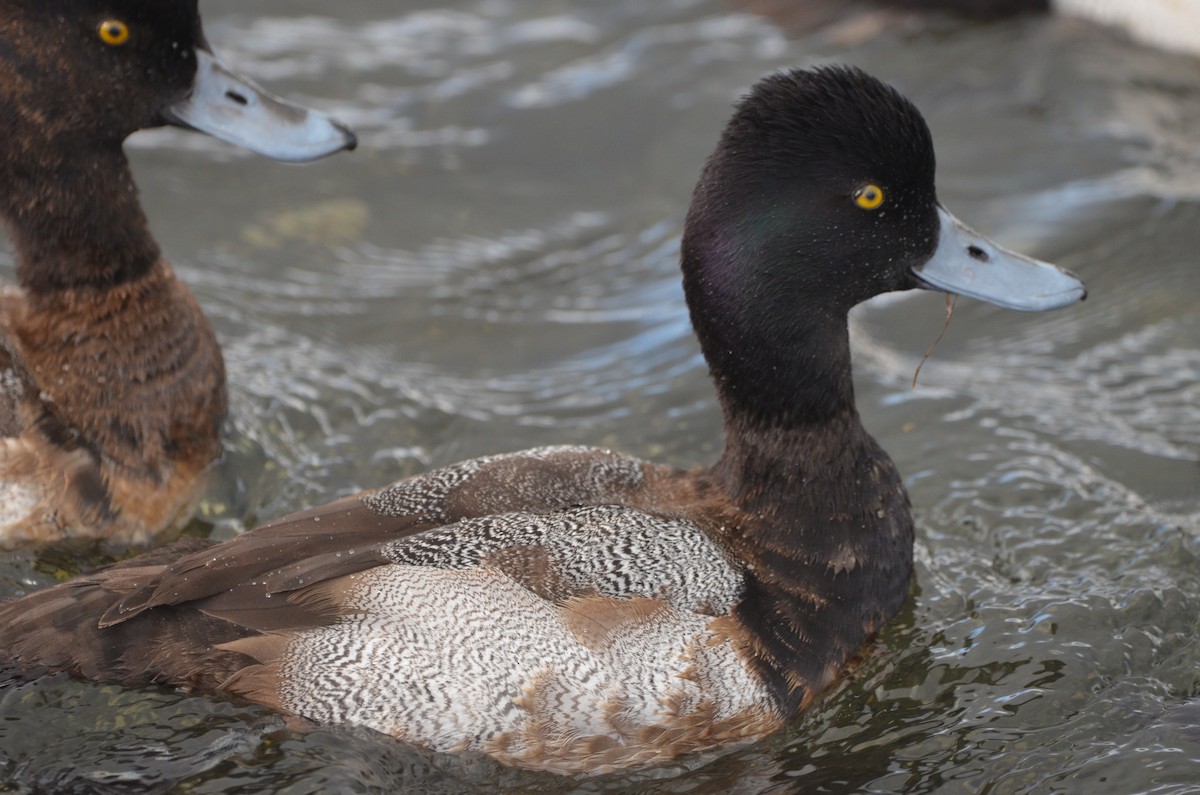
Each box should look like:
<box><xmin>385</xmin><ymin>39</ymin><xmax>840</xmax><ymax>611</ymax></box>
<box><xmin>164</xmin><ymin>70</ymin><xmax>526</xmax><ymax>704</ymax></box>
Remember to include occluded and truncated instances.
<box><xmin>161</xmin><ymin>49</ymin><xmax>357</xmax><ymax>163</ymax></box>
<box><xmin>911</xmin><ymin>207</ymin><xmax>1086</xmax><ymax>311</ymax></box>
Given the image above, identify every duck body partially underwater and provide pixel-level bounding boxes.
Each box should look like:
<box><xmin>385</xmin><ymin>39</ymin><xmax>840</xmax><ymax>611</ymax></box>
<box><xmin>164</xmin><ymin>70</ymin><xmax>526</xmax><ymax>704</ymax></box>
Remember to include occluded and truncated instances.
<box><xmin>0</xmin><ymin>0</ymin><xmax>355</xmax><ymax>547</ymax></box>
<box><xmin>0</xmin><ymin>66</ymin><xmax>1085</xmax><ymax>774</ymax></box>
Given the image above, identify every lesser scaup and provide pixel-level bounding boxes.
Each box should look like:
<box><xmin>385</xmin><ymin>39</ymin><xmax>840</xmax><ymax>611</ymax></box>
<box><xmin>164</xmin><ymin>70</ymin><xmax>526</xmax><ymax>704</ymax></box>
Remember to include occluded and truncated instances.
<box><xmin>0</xmin><ymin>66</ymin><xmax>1084</xmax><ymax>773</ymax></box>
<box><xmin>0</xmin><ymin>0</ymin><xmax>356</xmax><ymax>546</ymax></box>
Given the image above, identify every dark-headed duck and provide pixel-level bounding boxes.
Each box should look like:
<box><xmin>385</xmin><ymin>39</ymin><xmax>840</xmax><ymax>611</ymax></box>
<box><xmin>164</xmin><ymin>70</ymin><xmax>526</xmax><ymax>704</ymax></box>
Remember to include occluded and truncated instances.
<box><xmin>0</xmin><ymin>66</ymin><xmax>1084</xmax><ymax>773</ymax></box>
<box><xmin>0</xmin><ymin>0</ymin><xmax>356</xmax><ymax>546</ymax></box>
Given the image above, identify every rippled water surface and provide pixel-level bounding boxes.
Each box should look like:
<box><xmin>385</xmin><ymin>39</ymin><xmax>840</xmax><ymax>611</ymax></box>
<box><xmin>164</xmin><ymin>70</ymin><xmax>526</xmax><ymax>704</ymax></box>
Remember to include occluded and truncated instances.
<box><xmin>1</xmin><ymin>1</ymin><xmax>1198</xmax><ymax>792</ymax></box>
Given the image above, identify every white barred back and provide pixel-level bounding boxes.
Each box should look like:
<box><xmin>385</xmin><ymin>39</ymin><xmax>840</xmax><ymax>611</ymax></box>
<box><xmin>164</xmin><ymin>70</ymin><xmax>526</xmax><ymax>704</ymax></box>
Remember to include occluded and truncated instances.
<box><xmin>275</xmin><ymin>564</ymin><xmax>775</xmax><ymax>770</ymax></box>
<box><xmin>381</xmin><ymin>505</ymin><xmax>744</xmax><ymax>612</ymax></box>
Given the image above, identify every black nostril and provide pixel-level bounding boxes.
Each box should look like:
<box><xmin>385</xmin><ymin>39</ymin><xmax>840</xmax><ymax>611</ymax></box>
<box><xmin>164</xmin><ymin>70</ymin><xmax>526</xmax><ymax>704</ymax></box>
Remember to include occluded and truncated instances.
<box><xmin>967</xmin><ymin>245</ymin><xmax>989</xmax><ymax>262</ymax></box>
<box><xmin>226</xmin><ymin>90</ymin><xmax>249</xmax><ymax>106</ymax></box>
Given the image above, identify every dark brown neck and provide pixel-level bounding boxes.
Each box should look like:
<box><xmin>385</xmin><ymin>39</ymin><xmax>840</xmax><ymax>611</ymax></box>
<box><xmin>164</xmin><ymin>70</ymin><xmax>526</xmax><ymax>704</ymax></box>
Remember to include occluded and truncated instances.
<box><xmin>711</xmin><ymin>368</ymin><xmax>914</xmax><ymax>718</ymax></box>
<box><xmin>713</xmin><ymin>400</ymin><xmax>867</xmax><ymax>515</ymax></box>
<box><xmin>1</xmin><ymin>135</ymin><xmax>159</xmax><ymax>295</ymax></box>
<box><xmin>0</xmin><ymin>77</ymin><xmax>226</xmax><ymax>481</ymax></box>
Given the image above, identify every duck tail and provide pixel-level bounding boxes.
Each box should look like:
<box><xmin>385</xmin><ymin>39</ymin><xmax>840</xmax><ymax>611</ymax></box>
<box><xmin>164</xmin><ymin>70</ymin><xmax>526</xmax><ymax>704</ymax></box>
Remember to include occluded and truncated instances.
<box><xmin>0</xmin><ymin>538</ymin><xmax>253</xmax><ymax>690</ymax></box>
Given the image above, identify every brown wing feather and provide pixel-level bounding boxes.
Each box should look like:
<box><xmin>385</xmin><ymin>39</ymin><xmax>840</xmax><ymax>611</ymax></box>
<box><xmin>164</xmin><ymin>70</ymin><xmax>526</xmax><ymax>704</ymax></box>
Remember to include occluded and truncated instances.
<box><xmin>192</xmin><ymin>571</ymin><xmax>362</xmax><ymax>632</ymax></box>
<box><xmin>0</xmin><ymin>533</ymin><xmax>374</xmax><ymax>690</ymax></box>
<box><xmin>100</xmin><ymin>494</ymin><xmax>421</xmax><ymax>626</ymax></box>
<box><xmin>0</xmin><ymin>447</ymin><xmax>656</xmax><ymax>693</ymax></box>
<box><xmin>102</xmin><ymin>447</ymin><xmax>650</xmax><ymax>626</ymax></box>
<box><xmin>0</xmin><ymin>575</ymin><xmax>251</xmax><ymax>689</ymax></box>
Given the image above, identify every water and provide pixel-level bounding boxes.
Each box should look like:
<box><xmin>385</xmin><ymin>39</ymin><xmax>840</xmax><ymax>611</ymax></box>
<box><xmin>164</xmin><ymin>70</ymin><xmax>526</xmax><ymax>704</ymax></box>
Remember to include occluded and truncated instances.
<box><xmin>1</xmin><ymin>1</ymin><xmax>1198</xmax><ymax>791</ymax></box>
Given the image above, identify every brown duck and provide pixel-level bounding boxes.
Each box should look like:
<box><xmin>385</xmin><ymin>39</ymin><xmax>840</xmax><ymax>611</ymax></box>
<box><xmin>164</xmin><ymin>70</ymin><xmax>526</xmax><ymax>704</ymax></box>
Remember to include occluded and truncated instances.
<box><xmin>0</xmin><ymin>65</ymin><xmax>1084</xmax><ymax>773</ymax></box>
<box><xmin>0</xmin><ymin>0</ymin><xmax>356</xmax><ymax>547</ymax></box>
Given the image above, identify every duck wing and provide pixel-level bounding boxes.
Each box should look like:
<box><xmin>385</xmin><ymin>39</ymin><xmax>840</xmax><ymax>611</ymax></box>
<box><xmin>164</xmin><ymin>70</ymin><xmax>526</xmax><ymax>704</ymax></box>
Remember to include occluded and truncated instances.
<box><xmin>99</xmin><ymin>445</ymin><xmax>652</xmax><ymax>626</ymax></box>
<box><xmin>0</xmin><ymin>488</ymin><xmax>747</xmax><ymax>710</ymax></box>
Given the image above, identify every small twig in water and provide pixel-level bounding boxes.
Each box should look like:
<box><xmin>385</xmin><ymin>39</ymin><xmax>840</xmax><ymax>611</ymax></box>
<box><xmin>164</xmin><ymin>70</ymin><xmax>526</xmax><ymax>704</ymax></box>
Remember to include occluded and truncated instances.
<box><xmin>912</xmin><ymin>293</ymin><xmax>958</xmax><ymax>389</ymax></box>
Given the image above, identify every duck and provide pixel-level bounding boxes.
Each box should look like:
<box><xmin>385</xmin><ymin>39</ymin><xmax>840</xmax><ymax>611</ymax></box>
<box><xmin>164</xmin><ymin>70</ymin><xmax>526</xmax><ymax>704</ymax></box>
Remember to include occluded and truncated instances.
<box><xmin>0</xmin><ymin>65</ymin><xmax>1085</xmax><ymax>774</ymax></box>
<box><xmin>737</xmin><ymin>0</ymin><xmax>1200</xmax><ymax>57</ymax></box>
<box><xmin>0</xmin><ymin>0</ymin><xmax>357</xmax><ymax>547</ymax></box>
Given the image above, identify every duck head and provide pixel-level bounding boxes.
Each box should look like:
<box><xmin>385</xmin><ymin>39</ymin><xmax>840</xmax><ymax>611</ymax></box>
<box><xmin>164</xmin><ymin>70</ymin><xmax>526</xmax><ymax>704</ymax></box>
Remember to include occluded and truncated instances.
<box><xmin>0</xmin><ymin>0</ymin><xmax>355</xmax><ymax>161</ymax></box>
<box><xmin>682</xmin><ymin>66</ymin><xmax>1084</xmax><ymax>422</ymax></box>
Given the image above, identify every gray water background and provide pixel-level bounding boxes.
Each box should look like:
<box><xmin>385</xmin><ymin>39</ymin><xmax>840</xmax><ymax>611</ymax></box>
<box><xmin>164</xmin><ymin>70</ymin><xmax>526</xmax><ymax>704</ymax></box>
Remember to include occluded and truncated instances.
<box><xmin>0</xmin><ymin>1</ymin><xmax>1198</xmax><ymax>791</ymax></box>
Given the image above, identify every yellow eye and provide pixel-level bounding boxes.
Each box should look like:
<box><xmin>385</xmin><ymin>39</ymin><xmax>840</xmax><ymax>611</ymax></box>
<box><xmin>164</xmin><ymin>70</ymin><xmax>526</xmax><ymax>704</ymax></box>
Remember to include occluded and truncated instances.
<box><xmin>98</xmin><ymin>19</ymin><xmax>130</xmax><ymax>46</ymax></box>
<box><xmin>854</xmin><ymin>184</ymin><xmax>885</xmax><ymax>211</ymax></box>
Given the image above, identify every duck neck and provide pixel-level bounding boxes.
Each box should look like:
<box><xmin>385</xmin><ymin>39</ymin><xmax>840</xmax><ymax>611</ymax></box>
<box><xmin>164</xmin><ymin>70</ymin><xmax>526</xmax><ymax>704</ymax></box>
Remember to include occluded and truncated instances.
<box><xmin>13</xmin><ymin>261</ymin><xmax>228</xmax><ymax>482</ymax></box>
<box><xmin>0</xmin><ymin>107</ymin><xmax>225</xmax><ymax>482</ymax></box>
<box><xmin>713</xmin><ymin>398</ymin><xmax>871</xmax><ymax>521</ymax></box>
<box><xmin>709</xmin><ymin>313</ymin><xmax>862</xmax><ymax>506</ymax></box>
<box><xmin>694</xmin><ymin>297</ymin><xmax>913</xmax><ymax>718</ymax></box>
<box><xmin>709</xmin><ymin>322</ymin><xmax>882</xmax><ymax>544</ymax></box>
<box><xmin>0</xmin><ymin>138</ymin><xmax>160</xmax><ymax>295</ymax></box>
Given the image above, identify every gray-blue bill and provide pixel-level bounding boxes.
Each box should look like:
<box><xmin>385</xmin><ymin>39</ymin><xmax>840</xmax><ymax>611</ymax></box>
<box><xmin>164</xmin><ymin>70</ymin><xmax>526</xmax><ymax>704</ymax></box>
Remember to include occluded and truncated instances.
<box><xmin>913</xmin><ymin>207</ymin><xmax>1086</xmax><ymax>311</ymax></box>
<box><xmin>162</xmin><ymin>50</ymin><xmax>357</xmax><ymax>163</ymax></box>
